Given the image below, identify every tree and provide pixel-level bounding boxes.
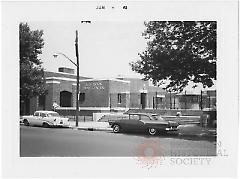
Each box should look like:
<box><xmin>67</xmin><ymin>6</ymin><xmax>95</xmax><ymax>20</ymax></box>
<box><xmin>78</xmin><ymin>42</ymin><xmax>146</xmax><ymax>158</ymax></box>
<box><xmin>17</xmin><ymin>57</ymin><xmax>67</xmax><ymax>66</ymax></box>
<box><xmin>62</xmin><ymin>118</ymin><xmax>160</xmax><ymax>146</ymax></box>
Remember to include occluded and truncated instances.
<box><xmin>20</xmin><ymin>22</ymin><xmax>46</xmax><ymax>114</ymax></box>
<box><xmin>130</xmin><ymin>21</ymin><xmax>216</xmax><ymax>92</ymax></box>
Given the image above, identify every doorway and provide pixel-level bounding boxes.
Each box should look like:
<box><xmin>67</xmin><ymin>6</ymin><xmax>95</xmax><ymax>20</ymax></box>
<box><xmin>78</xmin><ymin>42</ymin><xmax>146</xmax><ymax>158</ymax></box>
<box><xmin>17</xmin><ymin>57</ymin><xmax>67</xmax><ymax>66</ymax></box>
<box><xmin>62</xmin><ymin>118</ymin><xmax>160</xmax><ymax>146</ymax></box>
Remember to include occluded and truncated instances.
<box><xmin>140</xmin><ymin>93</ymin><xmax>146</xmax><ymax>109</ymax></box>
<box><xmin>60</xmin><ymin>91</ymin><xmax>72</xmax><ymax>107</ymax></box>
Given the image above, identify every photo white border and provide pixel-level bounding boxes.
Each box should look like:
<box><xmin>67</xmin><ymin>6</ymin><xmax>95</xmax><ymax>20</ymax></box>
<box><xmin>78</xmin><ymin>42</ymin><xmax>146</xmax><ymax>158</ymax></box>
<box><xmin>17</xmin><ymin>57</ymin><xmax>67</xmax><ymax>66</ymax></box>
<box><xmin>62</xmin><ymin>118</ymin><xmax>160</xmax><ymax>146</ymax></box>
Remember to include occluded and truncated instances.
<box><xmin>1</xmin><ymin>1</ymin><xmax>239</xmax><ymax>178</ymax></box>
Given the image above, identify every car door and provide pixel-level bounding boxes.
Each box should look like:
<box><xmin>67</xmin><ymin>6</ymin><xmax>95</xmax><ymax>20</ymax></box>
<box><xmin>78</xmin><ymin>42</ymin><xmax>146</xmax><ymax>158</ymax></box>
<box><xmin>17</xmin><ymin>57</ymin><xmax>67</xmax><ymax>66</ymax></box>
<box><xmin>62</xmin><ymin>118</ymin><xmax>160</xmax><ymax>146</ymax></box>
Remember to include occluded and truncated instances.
<box><xmin>125</xmin><ymin>114</ymin><xmax>145</xmax><ymax>132</ymax></box>
<box><xmin>38</xmin><ymin>112</ymin><xmax>47</xmax><ymax>126</ymax></box>
<box><xmin>140</xmin><ymin>115</ymin><xmax>154</xmax><ymax>129</ymax></box>
<box><xmin>31</xmin><ymin>112</ymin><xmax>40</xmax><ymax>126</ymax></box>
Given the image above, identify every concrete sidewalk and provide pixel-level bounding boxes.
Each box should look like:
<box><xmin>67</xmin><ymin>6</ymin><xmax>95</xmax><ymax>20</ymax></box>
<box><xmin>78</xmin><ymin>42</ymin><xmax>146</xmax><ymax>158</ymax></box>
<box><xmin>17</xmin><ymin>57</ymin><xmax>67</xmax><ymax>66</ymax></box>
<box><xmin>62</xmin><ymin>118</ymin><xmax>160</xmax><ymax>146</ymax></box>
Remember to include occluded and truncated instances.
<box><xmin>69</xmin><ymin>121</ymin><xmax>216</xmax><ymax>139</ymax></box>
<box><xmin>69</xmin><ymin>121</ymin><xmax>112</xmax><ymax>131</ymax></box>
<box><xmin>177</xmin><ymin>124</ymin><xmax>216</xmax><ymax>139</ymax></box>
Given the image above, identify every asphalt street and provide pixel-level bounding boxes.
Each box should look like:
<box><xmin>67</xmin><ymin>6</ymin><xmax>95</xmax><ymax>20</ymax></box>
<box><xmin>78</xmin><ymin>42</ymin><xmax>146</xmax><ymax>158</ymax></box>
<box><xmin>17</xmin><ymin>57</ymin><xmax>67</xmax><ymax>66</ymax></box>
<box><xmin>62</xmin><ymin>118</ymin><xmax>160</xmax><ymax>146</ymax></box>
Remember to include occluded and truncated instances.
<box><xmin>20</xmin><ymin>126</ymin><xmax>216</xmax><ymax>157</ymax></box>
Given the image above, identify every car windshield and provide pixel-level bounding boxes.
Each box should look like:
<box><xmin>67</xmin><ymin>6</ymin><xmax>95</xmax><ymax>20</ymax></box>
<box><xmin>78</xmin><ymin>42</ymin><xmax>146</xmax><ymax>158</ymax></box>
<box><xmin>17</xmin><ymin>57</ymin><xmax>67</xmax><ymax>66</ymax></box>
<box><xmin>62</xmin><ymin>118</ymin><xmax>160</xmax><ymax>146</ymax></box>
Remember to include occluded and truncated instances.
<box><xmin>47</xmin><ymin>112</ymin><xmax>60</xmax><ymax>117</ymax></box>
<box><xmin>151</xmin><ymin>115</ymin><xmax>163</xmax><ymax>121</ymax></box>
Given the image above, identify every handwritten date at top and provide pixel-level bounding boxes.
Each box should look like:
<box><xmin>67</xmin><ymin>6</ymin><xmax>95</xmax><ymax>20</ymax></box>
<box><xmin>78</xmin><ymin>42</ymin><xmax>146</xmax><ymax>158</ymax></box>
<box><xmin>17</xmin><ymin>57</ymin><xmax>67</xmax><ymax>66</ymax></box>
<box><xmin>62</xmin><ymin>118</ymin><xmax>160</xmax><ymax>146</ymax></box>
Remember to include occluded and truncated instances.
<box><xmin>96</xmin><ymin>6</ymin><xmax>128</xmax><ymax>10</ymax></box>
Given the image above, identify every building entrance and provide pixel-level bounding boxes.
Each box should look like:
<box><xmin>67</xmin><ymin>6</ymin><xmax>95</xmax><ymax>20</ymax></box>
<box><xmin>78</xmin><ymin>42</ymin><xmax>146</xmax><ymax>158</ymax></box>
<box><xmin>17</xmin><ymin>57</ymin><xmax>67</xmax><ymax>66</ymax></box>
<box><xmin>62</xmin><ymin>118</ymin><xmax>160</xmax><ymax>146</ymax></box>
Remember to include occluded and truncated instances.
<box><xmin>60</xmin><ymin>91</ymin><xmax>72</xmax><ymax>107</ymax></box>
<box><xmin>141</xmin><ymin>93</ymin><xmax>146</xmax><ymax>109</ymax></box>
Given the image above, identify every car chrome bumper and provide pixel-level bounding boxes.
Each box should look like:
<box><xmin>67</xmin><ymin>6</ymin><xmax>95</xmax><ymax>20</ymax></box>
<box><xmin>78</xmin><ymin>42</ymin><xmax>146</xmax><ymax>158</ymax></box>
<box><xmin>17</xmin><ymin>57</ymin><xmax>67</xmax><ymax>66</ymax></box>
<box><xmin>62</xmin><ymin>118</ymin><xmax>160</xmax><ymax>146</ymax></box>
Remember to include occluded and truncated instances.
<box><xmin>53</xmin><ymin>122</ymin><xmax>66</xmax><ymax>126</ymax></box>
<box><xmin>165</xmin><ymin>127</ymin><xmax>178</xmax><ymax>131</ymax></box>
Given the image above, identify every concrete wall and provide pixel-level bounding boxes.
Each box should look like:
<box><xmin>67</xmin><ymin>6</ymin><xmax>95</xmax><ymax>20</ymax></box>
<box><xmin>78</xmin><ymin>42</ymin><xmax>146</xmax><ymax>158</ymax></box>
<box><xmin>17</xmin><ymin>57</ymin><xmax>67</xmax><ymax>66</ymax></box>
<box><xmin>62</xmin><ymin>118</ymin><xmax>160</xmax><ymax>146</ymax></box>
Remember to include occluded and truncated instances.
<box><xmin>126</xmin><ymin>108</ymin><xmax>204</xmax><ymax>116</ymax></box>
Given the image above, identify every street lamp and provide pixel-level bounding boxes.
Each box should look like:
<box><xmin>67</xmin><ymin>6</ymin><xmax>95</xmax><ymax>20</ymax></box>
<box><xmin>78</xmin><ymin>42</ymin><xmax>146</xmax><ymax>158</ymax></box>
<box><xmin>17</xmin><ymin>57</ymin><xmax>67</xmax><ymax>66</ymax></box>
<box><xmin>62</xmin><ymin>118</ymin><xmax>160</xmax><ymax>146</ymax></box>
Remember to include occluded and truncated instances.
<box><xmin>53</xmin><ymin>52</ymin><xmax>78</xmax><ymax>67</ymax></box>
<box><xmin>53</xmin><ymin>30</ymin><xmax>80</xmax><ymax>127</ymax></box>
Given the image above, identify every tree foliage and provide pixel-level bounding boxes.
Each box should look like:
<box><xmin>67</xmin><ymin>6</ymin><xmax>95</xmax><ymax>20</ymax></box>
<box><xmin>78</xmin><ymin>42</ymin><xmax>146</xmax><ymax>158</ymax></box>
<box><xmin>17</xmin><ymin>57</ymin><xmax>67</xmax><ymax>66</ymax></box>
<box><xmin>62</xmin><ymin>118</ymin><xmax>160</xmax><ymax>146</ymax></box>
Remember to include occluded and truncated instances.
<box><xmin>20</xmin><ymin>22</ymin><xmax>46</xmax><ymax>99</ymax></box>
<box><xmin>130</xmin><ymin>21</ymin><xmax>216</xmax><ymax>92</ymax></box>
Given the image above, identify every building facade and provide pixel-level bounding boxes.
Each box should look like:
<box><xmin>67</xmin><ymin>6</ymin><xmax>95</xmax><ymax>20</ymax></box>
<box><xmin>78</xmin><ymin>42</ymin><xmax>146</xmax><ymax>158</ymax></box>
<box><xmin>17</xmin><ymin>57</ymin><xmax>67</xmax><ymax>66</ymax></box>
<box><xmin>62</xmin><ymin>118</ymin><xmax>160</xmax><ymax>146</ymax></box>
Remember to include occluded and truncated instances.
<box><xmin>22</xmin><ymin>67</ymin><xmax>216</xmax><ymax>115</ymax></box>
<box><xmin>25</xmin><ymin>68</ymin><xmax>166</xmax><ymax>115</ymax></box>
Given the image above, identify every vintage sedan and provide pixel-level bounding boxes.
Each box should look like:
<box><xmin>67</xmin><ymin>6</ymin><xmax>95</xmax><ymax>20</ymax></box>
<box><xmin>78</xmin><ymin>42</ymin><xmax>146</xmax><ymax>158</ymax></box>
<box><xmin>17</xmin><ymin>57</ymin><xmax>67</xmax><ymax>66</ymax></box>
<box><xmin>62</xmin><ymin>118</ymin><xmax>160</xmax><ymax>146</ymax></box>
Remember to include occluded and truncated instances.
<box><xmin>22</xmin><ymin>111</ymin><xmax>70</xmax><ymax>128</ymax></box>
<box><xmin>109</xmin><ymin>113</ymin><xmax>179</xmax><ymax>135</ymax></box>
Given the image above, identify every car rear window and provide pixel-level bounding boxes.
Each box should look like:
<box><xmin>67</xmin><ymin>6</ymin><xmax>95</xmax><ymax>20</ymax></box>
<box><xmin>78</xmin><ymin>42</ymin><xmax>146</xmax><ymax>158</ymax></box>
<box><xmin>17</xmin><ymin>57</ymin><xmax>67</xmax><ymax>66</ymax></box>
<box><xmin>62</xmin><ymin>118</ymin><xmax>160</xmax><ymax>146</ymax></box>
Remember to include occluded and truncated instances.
<box><xmin>129</xmin><ymin>114</ymin><xmax>140</xmax><ymax>120</ymax></box>
<box><xmin>140</xmin><ymin>115</ymin><xmax>151</xmax><ymax>121</ymax></box>
<box><xmin>34</xmin><ymin>112</ymin><xmax>39</xmax><ymax>116</ymax></box>
<box><xmin>151</xmin><ymin>115</ymin><xmax>163</xmax><ymax>120</ymax></box>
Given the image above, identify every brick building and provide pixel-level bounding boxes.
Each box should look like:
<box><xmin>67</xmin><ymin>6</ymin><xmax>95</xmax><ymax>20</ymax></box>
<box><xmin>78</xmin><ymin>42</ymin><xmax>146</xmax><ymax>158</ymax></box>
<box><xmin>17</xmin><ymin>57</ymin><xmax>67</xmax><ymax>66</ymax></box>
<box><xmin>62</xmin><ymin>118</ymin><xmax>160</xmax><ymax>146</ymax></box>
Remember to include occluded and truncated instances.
<box><xmin>116</xmin><ymin>77</ymin><xmax>166</xmax><ymax>109</ymax></box>
<box><xmin>23</xmin><ymin>67</ymin><xmax>167</xmax><ymax>115</ymax></box>
<box><xmin>21</xmin><ymin>67</ymin><xmax>216</xmax><ymax>115</ymax></box>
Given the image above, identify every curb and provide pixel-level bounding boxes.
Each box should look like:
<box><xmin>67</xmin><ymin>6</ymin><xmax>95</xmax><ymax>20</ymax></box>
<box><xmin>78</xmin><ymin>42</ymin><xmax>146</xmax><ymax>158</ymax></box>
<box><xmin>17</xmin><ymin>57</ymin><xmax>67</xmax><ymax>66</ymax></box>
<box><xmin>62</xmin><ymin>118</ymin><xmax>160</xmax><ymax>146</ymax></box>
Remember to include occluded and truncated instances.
<box><xmin>178</xmin><ymin>132</ymin><xmax>216</xmax><ymax>139</ymax></box>
<box><xmin>70</xmin><ymin>126</ymin><xmax>216</xmax><ymax>138</ymax></box>
<box><xmin>71</xmin><ymin>127</ymin><xmax>113</xmax><ymax>132</ymax></box>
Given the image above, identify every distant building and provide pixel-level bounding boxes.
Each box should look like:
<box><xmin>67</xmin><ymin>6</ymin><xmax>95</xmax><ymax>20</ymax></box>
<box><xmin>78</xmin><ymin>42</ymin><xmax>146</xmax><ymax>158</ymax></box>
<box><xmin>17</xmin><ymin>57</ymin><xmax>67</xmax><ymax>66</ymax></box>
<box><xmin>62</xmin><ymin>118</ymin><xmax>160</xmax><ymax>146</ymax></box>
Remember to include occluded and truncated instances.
<box><xmin>165</xmin><ymin>89</ymin><xmax>216</xmax><ymax>110</ymax></box>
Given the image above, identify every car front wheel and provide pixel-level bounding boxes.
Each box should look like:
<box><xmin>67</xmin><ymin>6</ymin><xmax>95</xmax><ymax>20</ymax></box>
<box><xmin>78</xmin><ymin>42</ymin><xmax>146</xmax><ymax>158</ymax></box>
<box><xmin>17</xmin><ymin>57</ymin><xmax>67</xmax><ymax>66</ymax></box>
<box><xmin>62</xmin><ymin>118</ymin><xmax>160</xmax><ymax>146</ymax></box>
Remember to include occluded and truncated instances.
<box><xmin>23</xmin><ymin>119</ymin><xmax>29</xmax><ymax>126</ymax></box>
<box><xmin>42</xmin><ymin>122</ymin><xmax>50</xmax><ymax>128</ymax></box>
<box><xmin>113</xmin><ymin>124</ymin><xmax>121</xmax><ymax>133</ymax></box>
<box><xmin>148</xmin><ymin>128</ymin><xmax>157</xmax><ymax>135</ymax></box>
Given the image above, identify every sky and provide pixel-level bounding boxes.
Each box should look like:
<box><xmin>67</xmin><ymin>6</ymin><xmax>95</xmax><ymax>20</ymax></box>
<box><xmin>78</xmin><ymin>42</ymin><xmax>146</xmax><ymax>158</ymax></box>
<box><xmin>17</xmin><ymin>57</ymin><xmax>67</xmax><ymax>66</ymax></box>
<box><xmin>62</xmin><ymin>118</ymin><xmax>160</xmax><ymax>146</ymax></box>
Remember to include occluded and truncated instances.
<box><xmin>27</xmin><ymin>21</ymin><xmax>216</xmax><ymax>92</ymax></box>
<box><xmin>28</xmin><ymin>21</ymin><xmax>147</xmax><ymax>79</ymax></box>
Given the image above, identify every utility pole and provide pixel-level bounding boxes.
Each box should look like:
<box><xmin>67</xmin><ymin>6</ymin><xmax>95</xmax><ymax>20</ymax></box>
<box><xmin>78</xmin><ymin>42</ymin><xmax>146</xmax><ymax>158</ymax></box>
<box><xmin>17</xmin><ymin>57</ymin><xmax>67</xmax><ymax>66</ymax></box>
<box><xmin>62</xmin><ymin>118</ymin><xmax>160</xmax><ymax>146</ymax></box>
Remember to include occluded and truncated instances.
<box><xmin>53</xmin><ymin>30</ymin><xmax>81</xmax><ymax>127</ymax></box>
<box><xmin>75</xmin><ymin>30</ymin><xmax>79</xmax><ymax>127</ymax></box>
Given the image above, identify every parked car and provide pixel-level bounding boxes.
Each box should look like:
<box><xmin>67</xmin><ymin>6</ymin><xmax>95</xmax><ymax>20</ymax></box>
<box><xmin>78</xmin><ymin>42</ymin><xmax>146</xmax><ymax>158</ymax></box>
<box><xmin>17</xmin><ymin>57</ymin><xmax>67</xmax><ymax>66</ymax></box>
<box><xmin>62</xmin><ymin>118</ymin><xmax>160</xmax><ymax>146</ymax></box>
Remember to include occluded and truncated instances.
<box><xmin>109</xmin><ymin>113</ymin><xmax>179</xmax><ymax>135</ymax></box>
<box><xmin>22</xmin><ymin>111</ymin><xmax>69</xmax><ymax>128</ymax></box>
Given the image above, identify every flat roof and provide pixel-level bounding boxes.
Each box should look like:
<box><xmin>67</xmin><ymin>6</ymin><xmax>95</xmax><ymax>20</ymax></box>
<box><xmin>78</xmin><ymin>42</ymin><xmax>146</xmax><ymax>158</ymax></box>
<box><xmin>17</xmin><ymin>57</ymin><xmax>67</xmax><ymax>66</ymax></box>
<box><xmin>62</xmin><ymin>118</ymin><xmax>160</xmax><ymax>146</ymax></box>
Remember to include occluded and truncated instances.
<box><xmin>35</xmin><ymin>110</ymin><xmax>57</xmax><ymax>113</ymax></box>
<box><xmin>46</xmin><ymin>77</ymin><xmax>130</xmax><ymax>83</ymax></box>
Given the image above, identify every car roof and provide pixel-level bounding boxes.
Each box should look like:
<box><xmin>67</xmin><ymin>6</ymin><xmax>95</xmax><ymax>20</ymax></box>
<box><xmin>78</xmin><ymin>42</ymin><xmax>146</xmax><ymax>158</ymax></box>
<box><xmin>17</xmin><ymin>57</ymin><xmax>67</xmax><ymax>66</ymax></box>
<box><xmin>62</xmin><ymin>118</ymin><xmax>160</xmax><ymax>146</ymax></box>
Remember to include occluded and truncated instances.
<box><xmin>35</xmin><ymin>110</ymin><xmax>57</xmax><ymax>114</ymax></box>
<box><xmin>128</xmin><ymin>113</ymin><xmax>155</xmax><ymax>116</ymax></box>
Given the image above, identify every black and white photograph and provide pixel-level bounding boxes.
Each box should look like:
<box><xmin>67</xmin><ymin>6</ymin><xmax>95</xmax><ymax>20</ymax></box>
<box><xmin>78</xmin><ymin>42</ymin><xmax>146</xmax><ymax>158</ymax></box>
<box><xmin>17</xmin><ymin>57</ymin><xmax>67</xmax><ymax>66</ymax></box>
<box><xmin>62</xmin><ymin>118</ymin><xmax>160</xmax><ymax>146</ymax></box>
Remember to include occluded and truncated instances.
<box><xmin>19</xmin><ymin>21</ymin><xmax>217</xmax><ymax>157</ymax></box>
<box><xmin>1</xmin><ymin>1</ymin><xmax>239</xmax><ymax>178</ymax></box>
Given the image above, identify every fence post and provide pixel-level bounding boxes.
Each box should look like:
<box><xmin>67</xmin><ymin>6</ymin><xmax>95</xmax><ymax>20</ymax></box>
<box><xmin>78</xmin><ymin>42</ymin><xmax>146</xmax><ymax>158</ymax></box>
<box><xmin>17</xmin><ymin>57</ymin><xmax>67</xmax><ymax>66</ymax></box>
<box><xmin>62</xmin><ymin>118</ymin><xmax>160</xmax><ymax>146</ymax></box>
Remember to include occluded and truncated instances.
<box><xmin>208</xmin><ymin>93</ymin><xmax>211</xmax><ymax>109</ymax></box>
<box><xmin>185</xmin><ymin>91</ymin><xmax>187</xmax><ymax>109</ymax></box>
<box><xmin>200</xmin><ymin>90</ymin><xmax>203</xmax><ymax>110</ymax></box>
<box><xmin>109</xmin><ymin>93</ymin><xmax>111</xmax><ymax>111</ymax></box>
<box><xmin>173</xmin><ymin>95</ymin><xmax>176</xmax><ymax>109</ymax></box>
<box><xmin>153</xmin><ymin>97</ymin><xmax>155</xmax><ymax>109</ymax></box>
<box><xmin>156</xmin><ymin>91</ymin><xmax>158</xmax><ymax>109</ymax></box>
<box><xmin>170</xmin><ymin>91</ymin><xmax>172</xmax><ymax>109</ymax></box>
